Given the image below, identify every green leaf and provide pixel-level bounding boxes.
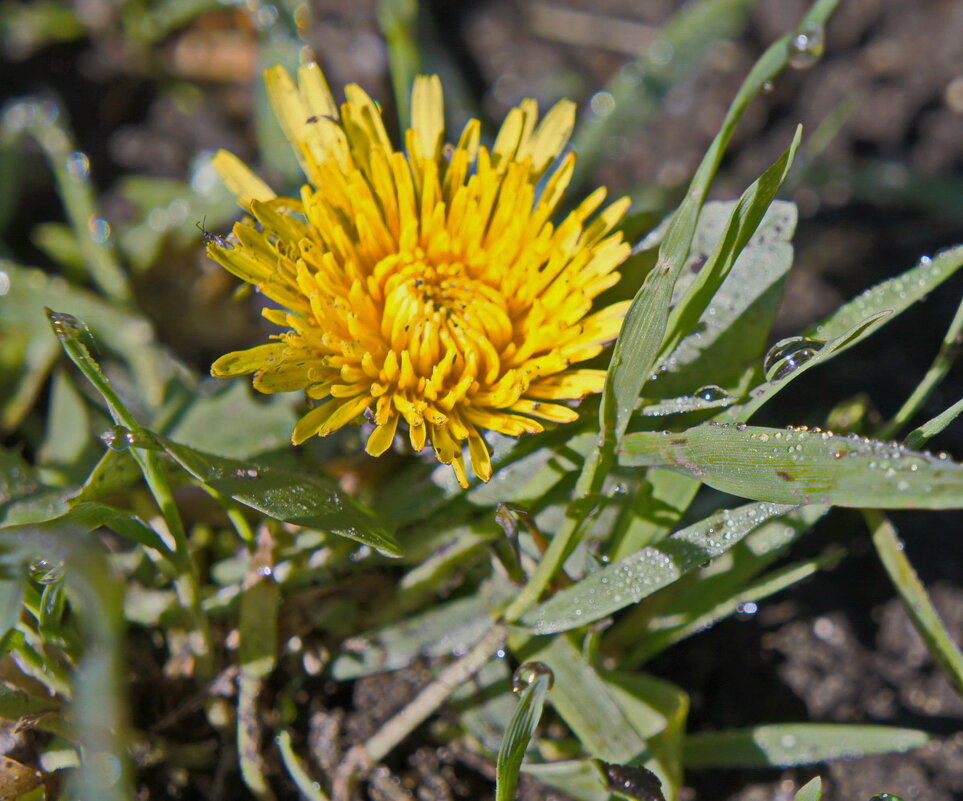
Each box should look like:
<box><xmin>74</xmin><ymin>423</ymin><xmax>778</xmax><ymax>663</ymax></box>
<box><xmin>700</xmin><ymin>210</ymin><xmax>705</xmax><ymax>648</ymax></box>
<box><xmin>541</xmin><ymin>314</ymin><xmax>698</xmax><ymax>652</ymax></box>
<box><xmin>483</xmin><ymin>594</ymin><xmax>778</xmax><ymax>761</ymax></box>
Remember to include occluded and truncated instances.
<box><xmin>514</xmin><ymin>635</ymin><xmax>647</xmax><ymax>764</ymax></box>
<box><xmin>659</xmin><ymin>130</ymin><xmax>802</xmax><ymax>365</ymax></box>
<box><xmin>0</xmin><ymin>447</ymin><xmax>69</xmax><ymax>526</ymax></box>
<box><xmin>906</xmin><ymin>396</ymin><xmax>963</xmax><ymax>449</ymax></box>
<box><xmin>651</xmin><ymin>201</ymin><xmax>797</xmax><ymax>397</ymax></box>
<box><xmin>156</xmin><ymin>434</ymin><xmax>402</xmax><ymax>556</ymax></box>
<box><xmin>522</xmin><ymin>760</ymin><xmax>610</xmax><ymax>801</ymax></box>
<box><xmin>622</xmin><ymin>423</ymin><xmax>963</xmax><ymax>509</ymax></box>
<box><xmin>166</xmin><ymin>381</ymin><xmax>297</xmax><ymax>459</ymax></box>
<box><xmin>683</xmin><ymin>723</ymin><xmax>929</xmax><ymax>767</ymax></box>
<box><xmin>329</xmin><ymin>594</ymin><xmax>495</xmax><ymax>680</ymax></box>
<box><xmin>3</xmin><ymin>262</ymin><xmax>179</xmax><ymax>410</ymax></box>
<box><xmin>495</xmin><ymin>668</ymin><xmax>552</xmax><ymax>801</ymax></box>
<box><xmin>0</xmin><ymin>578</ymin><xmax>25</xmax><ymax>642</ymax></box>
<box><xmin>793</xmin><ymin>777</ymin><xmax>823</xmax><ymax>801</ymax></box>
<box><xmin>522</xmin><ymin>501</ymin><xmax>796</xmax><ymax>635</ymax></box>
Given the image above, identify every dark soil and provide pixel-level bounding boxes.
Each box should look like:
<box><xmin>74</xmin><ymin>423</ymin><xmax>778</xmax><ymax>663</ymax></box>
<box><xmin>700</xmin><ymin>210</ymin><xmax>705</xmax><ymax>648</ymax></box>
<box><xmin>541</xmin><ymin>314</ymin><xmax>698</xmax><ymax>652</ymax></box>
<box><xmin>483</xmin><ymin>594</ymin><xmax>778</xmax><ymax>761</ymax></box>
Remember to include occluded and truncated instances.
<box><xmin>3</xmin><ymin>0</ymin><xmax>962</xmax><ymax>799</ymax></box>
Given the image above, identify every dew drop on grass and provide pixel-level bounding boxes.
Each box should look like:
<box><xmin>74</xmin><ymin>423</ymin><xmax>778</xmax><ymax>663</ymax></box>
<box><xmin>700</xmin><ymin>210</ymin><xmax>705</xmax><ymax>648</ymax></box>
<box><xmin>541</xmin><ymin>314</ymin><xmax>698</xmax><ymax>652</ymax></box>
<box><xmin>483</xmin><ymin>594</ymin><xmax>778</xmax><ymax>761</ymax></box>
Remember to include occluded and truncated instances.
<box><xmin>28</xmin><ymin>558</ymin><xmax>65</xmax><ymax>585</ymax></box>
<box><xmin>695</xmin><ymin>384</ymin><xmax>728</xmax><ymax>402</ymax></box>
<box><xmin>102</xmin><ymin>425</ymin><xmax>133</xmax><ymax>451</ymax></box>
<box><xmin>511</xmin><ymin>661</ymin><xmax>554</xmax><ymax>693</ymax></box>
<box><xmin>787</xmin><ymin>22</ymin><xmax>825</xmax><ymax>70</ymax></box>
<box><xmin>763</xmin><ymin>336</ymin><xmax>824</xmax><ymax>381</ymax></box>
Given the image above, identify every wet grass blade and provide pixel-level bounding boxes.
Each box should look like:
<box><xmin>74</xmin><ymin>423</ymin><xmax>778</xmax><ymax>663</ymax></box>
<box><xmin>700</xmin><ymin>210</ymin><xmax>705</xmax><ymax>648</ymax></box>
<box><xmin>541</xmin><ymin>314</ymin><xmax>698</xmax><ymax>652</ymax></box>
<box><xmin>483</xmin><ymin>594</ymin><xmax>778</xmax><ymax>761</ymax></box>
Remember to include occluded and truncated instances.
<box><xmin>495</xmin><ymin>670</ymin><xmax>552</xmax><ymax>801</ymax></box>
<box><xmin>867</xmin><ymin>510</ymin><xmax>963</xmax><ymax>698</ymax></box>
<box><xmin>683</xmin><ymin>723</ymin><xmax>929</xmax><ymax>767</ymax></box>
<box><xmin>522</xmin><ymin>502</ymin><xmax>796</xmax><ymax>635</ymax></box>
<box><xmin>621</xmin><ymin>423</ymin><xmax>963</xmax><ymax>509</ymax></box>
<box><xmin>157</xmin><ymin>434</ymin><xmax>401</xmax><ymax>556</ymax></box>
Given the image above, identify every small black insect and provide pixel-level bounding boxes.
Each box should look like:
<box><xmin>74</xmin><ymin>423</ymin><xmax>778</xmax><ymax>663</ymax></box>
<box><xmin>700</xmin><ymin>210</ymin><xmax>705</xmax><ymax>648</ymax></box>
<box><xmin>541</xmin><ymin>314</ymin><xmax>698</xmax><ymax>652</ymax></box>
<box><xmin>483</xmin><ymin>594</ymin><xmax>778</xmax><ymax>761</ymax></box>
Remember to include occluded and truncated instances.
<box><xmin>196</xmin><ymin>217</ymin><xmax>231</xmax><ymax>249</ymax></box>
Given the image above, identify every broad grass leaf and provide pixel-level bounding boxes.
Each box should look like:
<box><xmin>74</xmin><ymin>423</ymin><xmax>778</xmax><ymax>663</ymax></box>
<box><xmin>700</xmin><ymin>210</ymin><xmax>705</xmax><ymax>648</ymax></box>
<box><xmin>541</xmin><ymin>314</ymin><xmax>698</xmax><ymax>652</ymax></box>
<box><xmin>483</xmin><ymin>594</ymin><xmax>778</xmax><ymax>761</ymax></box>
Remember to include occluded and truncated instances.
<box><xmin>683</xmin><ymin>723</ymin><xmax>929</xmax><ymax>767</ymax></box>
<box><xmin>157</xmin><ymin>435</ymin><xmax>401</xmax><ymax>556</ymax></box>
<box><xmin>522</xmin><ymin>501</ymin><xmax>796</xmax><ymax>634</ymax></box>
<box><xmin>621</xmin><ymin>423</ymin><xmax>963</xmax><ymax>509</ymax></box>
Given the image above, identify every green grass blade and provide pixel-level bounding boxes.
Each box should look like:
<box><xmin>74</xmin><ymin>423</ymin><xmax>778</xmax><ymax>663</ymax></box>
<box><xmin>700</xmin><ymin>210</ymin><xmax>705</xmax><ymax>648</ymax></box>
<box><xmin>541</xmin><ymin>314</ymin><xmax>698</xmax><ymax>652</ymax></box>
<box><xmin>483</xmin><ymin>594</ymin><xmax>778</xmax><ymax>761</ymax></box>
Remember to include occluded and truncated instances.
<box><xmin>659</xmin><ymin>127</ymin><xmax>802</xmax><ymax>361</ymax></box>
<box><xmin>794</xmin><ymin>777</ymin><xmax>823</xmax><ymax>801</ymax></box>
<box><xmin>156</xmin><ymin>434</ymin><xmax>402</xmax><ymax>556</ymax></box>
<box><xmin>516</xmin><ymin>634</ymin><xmax>647</xmax><ymax>764</ymax></box>
<box><xmin>621</xmin><ymin>423</ymin><xmax>963</xmax><ymax>509</ymax></box>
<box><xmin>495</xmin><ymin>670</ymin><xmax>552</xmax><ymax>801</ymax></box>
<box><xmin>867</xmin><ymin>510</ymin><xmax>963</xmax><ymax>698</ymax></box>
<box><xmin>683</xmin><ymin>723</ymin><xmax>929</xmax><ymax>767</ymax></box>
<box><xmin>377</xmin><ymin>0</ymin><xmax>420</xmax><ymax>129</ymax></box>
<box><xmin>882</xmin><ymin>287</ymin><xmax>963</xmax><ymax>440</ymax></box>
<box><xmin>808</xmin><ymin>246</ymin><xmax>963</xmax><ymax>344</ymax></box>
<box><xmin>906</xmin><ymin>397</ymin><xmax>963</xmax><ymax>450</ymax></box>
<box><xmin>522</xmin><ymin>502</ymin><xmax>796</xmax><ymax>635</ymax></box>
<box><xmin>503</xmin><ymin>0</ymin><xmax>841</xmax><ymax>625</ymax></box>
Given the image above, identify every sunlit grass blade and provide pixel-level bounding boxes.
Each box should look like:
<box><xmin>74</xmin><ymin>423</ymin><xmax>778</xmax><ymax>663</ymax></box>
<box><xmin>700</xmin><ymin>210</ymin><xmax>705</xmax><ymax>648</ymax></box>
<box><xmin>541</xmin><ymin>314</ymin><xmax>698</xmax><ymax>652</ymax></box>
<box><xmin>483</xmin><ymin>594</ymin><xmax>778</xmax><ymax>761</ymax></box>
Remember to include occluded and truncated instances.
<box><xmin>522</xmin><ymin>501</ymin><xmax>796</xmax><ymax>635</ymax></box>
<box><xmin>495</xmin><ymin>667</ymin><xmax>552</xmax><ymax>801</ymax></box>
<box><xmin>609</xmin><ymin>469</ymin><xmax>700</xmax><ymax>560</ymax></box>
<box><xmin>156</xmin><ymin>434</ymin><xmax>401</xmax><ymax>557</ymax></box>
<box><xmin>866</xmin><ymin>510</ymin><xmax>963</xmax><ymax>698</ymax></box>
<box><xmin>683</xmin><ymin>723</ymin><xmax>929</xmax><ymax>767</ymax></box>
<box><xmin>622</xmin><ymin>422</ymin><xmax>963</xmax><ymax>509</ymax></box>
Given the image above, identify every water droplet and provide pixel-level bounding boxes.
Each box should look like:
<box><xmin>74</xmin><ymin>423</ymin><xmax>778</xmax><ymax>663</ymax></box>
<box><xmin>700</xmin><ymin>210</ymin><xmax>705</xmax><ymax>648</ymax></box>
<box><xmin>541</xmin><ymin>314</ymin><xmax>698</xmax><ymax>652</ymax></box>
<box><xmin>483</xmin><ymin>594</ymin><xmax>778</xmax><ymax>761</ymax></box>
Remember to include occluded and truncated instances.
<box><xmin>102</xmin><ymin>425</ymin><xmax>134</xmax><ymax>451</ymax></box>
<box><xmin>695</xmin><ymin>384</ymin><xmax>728</xmax><ymax>402</ymax></box>
<box><xmin>252</xmin><ymin>3</ymin><xmax>279</xmax><ymax>29</ymax></box>
<box><xmin>66</xmin><ymin>151</ymin><xmax>90</xmax><ymax>178</ymax></box>
<box><xmin>88</xmin><ymin>216</ymin><xmax>111</xmax><ymax>243</ymax></box>
<box><xmin>28</xmin><ymin>558</ymin><xmax>64</xmax><ymax>585</ymax></box>
<box><xmin>787</xmin><ymin>22</ymin><xmax>825</xmax><ymax>70</ymax></box>
<box><xmin>869</xmin><ymin>795</ymin><xmax>906</xmax><ymax>801</ymax></box>
<box><xmin>761</xmin><ymin>80</ymin><xmax>775</xmax><ymax>94</ymax></box>
<box><xmin>736</xmin><ymin>601</ymin><xmax>758</xmax><ymax>616</ymax></box>
<box><xmin>255</xmin><ymin>564</ymin><xmax>273</xmax><ymax>577</ymax></box>
<box><xmin>512</xmin><ymin>661</ymin><xmax>554</xmax><ymax>693</ymax></box>
<box><xmin>647</xmin><ymin>38</ymin><xmax>674</xmax><ymax>66</ymax></box>
<box><xmin>763</xmin><ymin>336</ymin><xmax>824</xmax><ymax>381</ymax></box>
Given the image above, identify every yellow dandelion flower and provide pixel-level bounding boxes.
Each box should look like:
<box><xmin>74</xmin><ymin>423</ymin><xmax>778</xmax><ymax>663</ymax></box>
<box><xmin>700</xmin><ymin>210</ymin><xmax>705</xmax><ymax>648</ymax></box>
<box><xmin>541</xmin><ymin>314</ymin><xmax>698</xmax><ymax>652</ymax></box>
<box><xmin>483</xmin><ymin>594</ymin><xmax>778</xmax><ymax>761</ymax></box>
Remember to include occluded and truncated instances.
<box><xmin>207</xmin><ymin>63</ymin><xmax>632</xmax><ymax>487</ymax></box>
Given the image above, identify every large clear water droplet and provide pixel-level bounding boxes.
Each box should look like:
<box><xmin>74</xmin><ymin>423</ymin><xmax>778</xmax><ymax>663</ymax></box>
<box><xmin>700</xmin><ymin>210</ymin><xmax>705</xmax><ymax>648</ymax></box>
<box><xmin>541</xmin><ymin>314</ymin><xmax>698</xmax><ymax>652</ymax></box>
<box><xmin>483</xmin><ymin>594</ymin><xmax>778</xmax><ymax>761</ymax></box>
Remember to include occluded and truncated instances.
<box><xmin>88</xmin><ymin>216</ymin><xmax>111</xmax><ymax>243</ymax></box>
<box><xmin>695</xmin><ymin>384</ymin><xmax>728</xmax><ymax>402</ymax></box>
<box><xmin>787</xmin><ymin>23</ymin><xmax>825</xmax><ymax>70</ymax></box>
<box><xmin>763</xmin><ymin>336</ymin><xmax>824</xmax><ymax>381</ymax></box>
<box><xmin>29</xmin><ymin>558</ymin><xmax>65</xmax><ymax>585</ymax></box>
<box><xmin>512</xmin><ymin>661</ymin><xmax>554</xmax><ymax>693</ymax></box>
<box><xmin>102</xmin><ymin>425</ymin><xmax>133</xmax><ymax>451</ymax></box>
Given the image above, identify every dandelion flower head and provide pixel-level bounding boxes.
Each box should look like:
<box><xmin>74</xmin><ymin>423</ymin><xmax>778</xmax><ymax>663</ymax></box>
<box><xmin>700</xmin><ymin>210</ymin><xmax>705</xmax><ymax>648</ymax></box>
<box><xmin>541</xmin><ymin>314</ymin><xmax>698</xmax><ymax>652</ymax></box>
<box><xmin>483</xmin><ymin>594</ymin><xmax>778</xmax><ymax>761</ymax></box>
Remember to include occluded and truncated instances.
<box><xmin>208</xmin><ymin>63</ymin><xmax>632</xmax><ymax>487</ymax></box>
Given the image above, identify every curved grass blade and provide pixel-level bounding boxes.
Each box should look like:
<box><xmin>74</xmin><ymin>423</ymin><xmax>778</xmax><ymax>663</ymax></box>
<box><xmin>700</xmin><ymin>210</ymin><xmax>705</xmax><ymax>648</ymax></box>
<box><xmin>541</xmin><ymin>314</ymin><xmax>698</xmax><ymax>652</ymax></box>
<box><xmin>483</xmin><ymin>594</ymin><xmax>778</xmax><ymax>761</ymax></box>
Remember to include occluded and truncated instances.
<box><xmin>622</xmin><ymin>423</ymin><xmax>963</xmax><ymax>509</ymax></box>
<box><xmin>156</xmin><ymin>434</ymin><xmax>401</xmax><ymax>556</ymax></box>
<box><xmin>522</xmin><ymin>502</ymin><xmax>796</xmax><ymax>635</ymax></box>
<box><xmin>867</xmin><ymin>510</ymin><xmax>963</xmax><ymax>698</ymax></box>
<box><xmin>683</xmin><ymin>723</ymin><xmax>929</xmax><ymax>768</ymax></box>
<box><xmin>495</xmin><ymin>669</ymin><xmax>552</xmax><ymax>801</ymax></box>
<box><xmin>906</xmin><ymin>397</ymin><xmax>963</xmax><ymax>449</ymax></box>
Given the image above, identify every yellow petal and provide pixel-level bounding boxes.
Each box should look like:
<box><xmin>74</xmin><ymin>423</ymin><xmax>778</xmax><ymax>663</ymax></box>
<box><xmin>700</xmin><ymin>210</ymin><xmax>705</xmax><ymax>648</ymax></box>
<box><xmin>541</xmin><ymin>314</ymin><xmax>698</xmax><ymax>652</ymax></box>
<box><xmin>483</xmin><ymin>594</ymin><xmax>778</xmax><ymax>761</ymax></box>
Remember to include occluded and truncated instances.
<box><xmin>211</xmin><ymin>343</ymin><xmax>284</xmax><ymax>377</ymax></box>
<box><xmin>411</xmin><ymin>75</ymin><xmax>444</xmax><ymax>161</ymax></box>
<box><xmin>366</xmin><ymin>413</ymin><xmax>399</xmax><ymax>456</ymax></box>
<box><xmin>212</xmin><ymin>150</ymin><xmax>276</xmax><ymax>209</ymax></box>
